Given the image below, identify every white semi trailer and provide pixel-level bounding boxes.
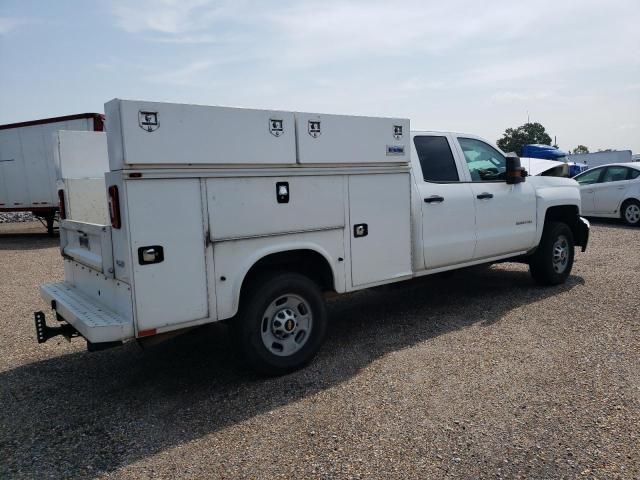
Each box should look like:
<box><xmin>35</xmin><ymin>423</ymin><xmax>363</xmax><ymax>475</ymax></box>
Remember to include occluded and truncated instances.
<box><xmin>0</xmin><ymin>113</ymin><xmax>103</xmax><ymax>233</ymax></box>
<box><xmin>34</xmin><ymin>99</ymin><xmax>590</xmax><ymax>374</ymax></box>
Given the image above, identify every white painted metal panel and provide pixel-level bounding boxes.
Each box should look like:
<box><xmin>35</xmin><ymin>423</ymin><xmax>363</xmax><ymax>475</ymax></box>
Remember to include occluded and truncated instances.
<box><xmin>213</xmin><ymin>229</ymin><xmax>346</xmax><ymax>320</ymax></box>
<box><xmin>207</xmin><ymin>176</ymin><xmax>344</xmax><ymax>240</ymax></box>
<box><xmin>61</xmin><ymin>179</ymin><xmax>108</xmax><ymax>224</ymax></box>
<box><xmin>105</xmin><ymin>99</ymin><xmax>296</xmax><ymax>169</ymax></box>
<box><xmin>55</xmin><ymin>130</ymin><xmax>108</xmax><ymax>179</ymax></box>
<box><xmin>63</xmin><ymin>259</ymin><xmax>133</xmax><ymax>323</ymax></box>
<box><xmin>60</xmin><ymin>220</ymin><xmax>114</xmax><ymax>276</ymax></box>
<box><xmin>296</xmin><ymin>112</ymin><xmax>410</xmax><ymax>165</ymax></box>
<box><xmin>0</xmin><ymin>129</ymin><xmax>29</xmax><ymax>207</ymax></box>
<box><xmin>40</xmin><ymin>281</ymin><xmax>133</xmax><ymax>343</ymax></box>
<box><xmin>348</xmin><ymin>173</ymin><xmax>412</xmax><ymax>287</ymax></box>
<box><xmin>127</xmin><ymin>179</ymin><xmax>208</xmax><ymax>331</ymax></box>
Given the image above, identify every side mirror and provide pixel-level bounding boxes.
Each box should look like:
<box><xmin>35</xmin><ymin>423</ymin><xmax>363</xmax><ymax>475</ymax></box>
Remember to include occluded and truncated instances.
<box><xmin>505</xmin><ymin>153</ymin><xmax>527</xmax><ymax>184</ymax></box>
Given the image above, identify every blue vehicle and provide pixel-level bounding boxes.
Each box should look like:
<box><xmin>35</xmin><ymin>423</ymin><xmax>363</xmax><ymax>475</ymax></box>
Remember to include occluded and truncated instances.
<box><xmin>521</xmin><ymin>144</ymin><xmax>587</xmax><ymax>177</ymax></box>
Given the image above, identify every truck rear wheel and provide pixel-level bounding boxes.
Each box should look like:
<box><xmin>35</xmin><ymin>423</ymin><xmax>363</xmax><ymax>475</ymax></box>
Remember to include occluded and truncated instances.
<box><xmin>234</xmin><ymin>272</ymin><xmax>327</xmax><ymax>375</ymax></box>
<box><xmin>529</xmin><ymin>221</ymin><xmax>574</xmax><ymax>286</ymax></box>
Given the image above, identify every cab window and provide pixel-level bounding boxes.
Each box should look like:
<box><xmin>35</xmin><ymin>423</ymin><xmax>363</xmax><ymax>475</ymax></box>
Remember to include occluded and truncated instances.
<box><xmin>574</xmin><ymin>168</ymin><xmax>604</xmax><ymax>185</ymax></box>
<box><xmin>457</xmin><ymin>137</ymin><xmax>506</xmax><ymax>181</ymax></box>
<box><xmin>413</xmin><ymin>136</ymin><xmax>459</xmax><ymax>182</ymax></box>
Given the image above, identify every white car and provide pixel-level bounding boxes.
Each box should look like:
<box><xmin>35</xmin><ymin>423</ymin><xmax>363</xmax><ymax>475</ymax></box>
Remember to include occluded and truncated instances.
<box><xmin>574</xmin><ymin>163</ymin><xmax>640</xmax><ymax>226</ymax></box>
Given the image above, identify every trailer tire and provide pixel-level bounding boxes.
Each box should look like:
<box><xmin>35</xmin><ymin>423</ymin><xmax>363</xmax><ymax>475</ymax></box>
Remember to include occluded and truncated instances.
<box><xmin>234</xmin><ymin>272</ymin><xmax>327</xmax><ymax>375</ymax></box>
<box><xmin>529</xmin><ymin>221</ymin><xmax>574</xmax><ymax>286</ymax></box>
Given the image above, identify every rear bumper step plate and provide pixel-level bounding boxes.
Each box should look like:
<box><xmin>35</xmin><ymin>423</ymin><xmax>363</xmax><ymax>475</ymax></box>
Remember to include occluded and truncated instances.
<box><xmin>39</xmin><ymin>282</ymin><xmax>133</xmax><ymax>343</ymax></box>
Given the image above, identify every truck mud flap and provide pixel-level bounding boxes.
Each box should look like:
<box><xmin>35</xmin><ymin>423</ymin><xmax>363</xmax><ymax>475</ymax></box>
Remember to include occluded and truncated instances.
<box><xmin>575</xmin><ymin>217</ymin><xmax>590</xmax><ymax>252</ymax></box>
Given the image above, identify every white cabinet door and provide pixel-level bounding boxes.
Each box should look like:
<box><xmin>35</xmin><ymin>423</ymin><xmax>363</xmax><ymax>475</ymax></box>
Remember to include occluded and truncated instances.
<box><xmin>127</xmin><ymin>179</ymin><xmax>209</xmax><ymax>332</ymax></box>
<box><xmin>348</xmin><ymin>173</ymin><xmax>412</xmax><ymax>287</ymax></box>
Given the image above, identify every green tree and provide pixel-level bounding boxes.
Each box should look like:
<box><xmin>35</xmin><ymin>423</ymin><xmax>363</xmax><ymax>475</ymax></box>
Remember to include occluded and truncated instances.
<box><xmin>496</xmin><ymin>122</ymin><xmax>552</xmax><ymax>155</ymax></box>
<box><xmin>572</xmin><ymin>145</ymin><xmax>589</xmax><ymax>154</ymax></box>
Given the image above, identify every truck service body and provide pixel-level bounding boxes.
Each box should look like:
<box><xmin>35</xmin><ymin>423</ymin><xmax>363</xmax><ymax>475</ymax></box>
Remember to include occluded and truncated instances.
<box><xmin>34</xmin><ymin>99</ymin><xmax>589</xmax><ymax>373</ymax></box>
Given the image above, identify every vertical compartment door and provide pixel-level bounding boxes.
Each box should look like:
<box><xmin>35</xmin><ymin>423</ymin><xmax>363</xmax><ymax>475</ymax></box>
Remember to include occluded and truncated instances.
<box><xmin>348</xmin><ymin>173</ymin><xmax>412</xmax><ymax>287</ymax></box>
<box><xmin>127</xmin><ymin>179</ymin><xmax>209</xmax><ymax>332</ymax></box>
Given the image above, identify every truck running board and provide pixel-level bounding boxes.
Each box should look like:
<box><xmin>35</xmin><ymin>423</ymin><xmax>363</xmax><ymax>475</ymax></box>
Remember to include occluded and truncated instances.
<box><xmin>34</xmin><ymin>311</ymin><xmax>79</xmax><ymax>343</ymax></box>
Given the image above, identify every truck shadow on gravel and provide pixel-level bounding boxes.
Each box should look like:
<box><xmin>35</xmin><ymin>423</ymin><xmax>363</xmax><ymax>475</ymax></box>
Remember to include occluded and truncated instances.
<box><xmin>0</xmin><ymin>232</ymin><xmax>59</xmax><ymax>250</ymax></box>
<box><xmin>0</xmin><ymin>265</ymin><xmax>584</xmax><ymax>478</ymax></box>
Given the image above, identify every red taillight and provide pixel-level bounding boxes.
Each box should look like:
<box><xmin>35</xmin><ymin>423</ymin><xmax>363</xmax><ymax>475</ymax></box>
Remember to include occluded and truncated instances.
<box><xmin>108</xmin><ymin>185</ymin><xmax>121</xmax><ymax>229</ymax></box>
<box><xmin>57</xmin><ymin>189</ymin><xmax>66</xmax><ymax>219</ymax></box>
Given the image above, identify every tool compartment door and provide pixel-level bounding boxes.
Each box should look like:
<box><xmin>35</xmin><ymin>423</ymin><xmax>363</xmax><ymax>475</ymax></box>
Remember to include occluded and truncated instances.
<box><xmin>127</xmin><ymin>179</ymin><xmax>208</xmax><ymax>332</ymax></box>
<box><xmin>348</xmin><ymin>173</ymin><xmax>412</xmax><ymax>287</ymax></box>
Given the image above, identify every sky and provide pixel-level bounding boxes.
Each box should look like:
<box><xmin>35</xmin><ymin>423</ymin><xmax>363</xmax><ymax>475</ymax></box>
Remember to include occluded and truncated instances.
<box><xmin>1</xmin><ymin>0</ymin><xmax>639</xmax><ymax>153</ymax></box>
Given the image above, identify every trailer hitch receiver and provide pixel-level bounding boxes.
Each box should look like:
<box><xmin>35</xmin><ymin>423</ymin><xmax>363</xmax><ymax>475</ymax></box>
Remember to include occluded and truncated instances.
<box><xmin>34</xmin><ymin>311</ymin><xmax>79</xmax><ymax>343</ymax></box>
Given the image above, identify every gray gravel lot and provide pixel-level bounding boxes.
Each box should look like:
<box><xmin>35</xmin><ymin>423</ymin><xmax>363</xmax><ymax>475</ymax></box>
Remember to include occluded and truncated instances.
<box><xmin>1</xmin><ymin>220</ymin><xmax>638</xmax><ymax>479</ymax></box>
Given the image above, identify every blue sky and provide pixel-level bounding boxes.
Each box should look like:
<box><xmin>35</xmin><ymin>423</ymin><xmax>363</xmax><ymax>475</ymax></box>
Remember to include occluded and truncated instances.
<box><xmin>1</xmin><ymin>0</ymin><xmax>639</xmax><ymax>152</ymax></box>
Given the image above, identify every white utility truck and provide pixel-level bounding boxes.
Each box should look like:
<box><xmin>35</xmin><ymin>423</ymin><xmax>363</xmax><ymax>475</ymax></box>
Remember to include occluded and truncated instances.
<box><xmin>34</xmin><ymin>100</ymin><xmax>589</xmax><ymax>374</ymax></box>
<box><xmin>0</xmin><ymin>113</ymin><xmax>104</xmax><ymax>234</ymax></box>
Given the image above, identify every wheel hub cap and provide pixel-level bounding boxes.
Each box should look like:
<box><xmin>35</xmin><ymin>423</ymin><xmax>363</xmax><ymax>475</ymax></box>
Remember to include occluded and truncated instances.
<box><xmin>552</xmin><ymin>235</ymin><xmax>569</xmax><ymax>274</ymax></box>
<box><xmin>625</xmin><ymin>205</ymin><xmax>640</xmax><ymax>223</ymax></box>
<box><xmin>272</xmin><ymin>308</ymin><xmax>297</xmax><ymax>339</ymax></box>
<box><xmin>261</xmin><ymin>294</ymin><xmax>313</xmax><ymax>357</ymax></box>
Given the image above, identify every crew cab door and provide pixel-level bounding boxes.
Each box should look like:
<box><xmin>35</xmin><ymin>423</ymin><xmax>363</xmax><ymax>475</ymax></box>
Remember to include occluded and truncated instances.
<box><xmin>453</xmin><ymin>137</ymin><xmax>537</xmax><ymax>259</ymax></box>
<box><xmin>411</xmin><ymin>134</ymin><xmax>476</xmax><ymax>269</ymax></box>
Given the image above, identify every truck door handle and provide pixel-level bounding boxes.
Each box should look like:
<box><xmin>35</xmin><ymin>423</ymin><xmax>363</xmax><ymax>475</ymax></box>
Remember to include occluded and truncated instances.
<box><xmin>424</xmin><ymin>195</ymin><xmax>444</xmax><ymax>203</ymax></box>
<box><xmin>476</xmin><ymin>192</ymin><xmax>494</xmax><ymax>200</ymax></box>
<box><xmin>138</xmin><ymin>246</ymin><xmax>164</xmax><ymax>265</ymax></box>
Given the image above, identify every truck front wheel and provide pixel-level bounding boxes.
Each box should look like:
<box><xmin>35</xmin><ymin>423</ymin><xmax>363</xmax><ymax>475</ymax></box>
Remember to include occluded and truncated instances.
<box><xmin>234</xmin><ymin>272</ymin><xmax>327</xmax><ymax>375</ymax></box>
<box><xmin>529</xmin><ymin>221</ymin><xmax>575</xmax><ymax>286</ymax></box>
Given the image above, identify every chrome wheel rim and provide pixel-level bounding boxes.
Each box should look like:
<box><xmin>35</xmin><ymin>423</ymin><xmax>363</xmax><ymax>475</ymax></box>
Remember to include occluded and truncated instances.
<box><xmin>552</xmin><ymin>234</ymin><xmax>569</xmax><ymax>274</ymax></box>
<box><xmin>625</xmin><ymin>204</ymin><xmax>640</xmax><ymax>224</ymax></box>
<box><xmin>261</xmin><ymin>294</ymin><xmax>313</xmax><ymax>357</ymax></box>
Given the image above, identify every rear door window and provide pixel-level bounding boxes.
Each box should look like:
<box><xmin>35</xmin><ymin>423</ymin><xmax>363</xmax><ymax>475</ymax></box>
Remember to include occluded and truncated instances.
<box><xmin>413</xmin><ymin>136</ymin><xmax>459</xmax><ymax>182</ymax></box>
<box><xmin>602</xmin><ymin>166</ymin><xmax>630</xmax><ymax>183</ymax></box>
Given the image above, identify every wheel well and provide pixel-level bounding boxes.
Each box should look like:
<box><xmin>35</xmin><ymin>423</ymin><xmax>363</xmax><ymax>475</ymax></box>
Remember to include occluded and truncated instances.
<box><xmin>241</xmin><ymin>250</ymin><xmax>335</xmax><ymax>297</ymax></box>
<box><xmin>544</xmin><ymin>205</ymin><xmax>579</xmax><ymax>226</ymax></box>
<box><xmin>543</xmin><ymin>205</ymin><xmax>586</xmax><ymax>246</ymax></box>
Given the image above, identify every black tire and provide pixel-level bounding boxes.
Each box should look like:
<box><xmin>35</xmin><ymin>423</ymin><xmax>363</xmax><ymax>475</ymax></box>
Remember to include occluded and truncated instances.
<box><xmin>233</xmin><ymin>272</ymin><xmax>327</xmax><ymax>375</ymax></box>
<box><xmin>529</xmin><ymin>221</ymin><xmax>574</xmax><ymax>286</ymax></box>
<box><xmin>620</xmin><ymin>199</ymin><xmax>640</xmax><ymax>226</ymax></box>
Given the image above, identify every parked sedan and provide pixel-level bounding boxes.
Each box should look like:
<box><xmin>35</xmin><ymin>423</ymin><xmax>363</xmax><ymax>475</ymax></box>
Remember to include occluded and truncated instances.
<box><xmin>573</xmin><ymin>163</ymin><xmax>640</xmax><ymax>226</ymax></box>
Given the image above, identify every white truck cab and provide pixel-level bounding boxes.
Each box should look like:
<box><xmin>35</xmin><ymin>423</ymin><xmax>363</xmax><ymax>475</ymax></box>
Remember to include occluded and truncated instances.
<box><xmin>34</xmin><ymin>100</ymin><xmax>589</xmax><ymax>374</ymax></box>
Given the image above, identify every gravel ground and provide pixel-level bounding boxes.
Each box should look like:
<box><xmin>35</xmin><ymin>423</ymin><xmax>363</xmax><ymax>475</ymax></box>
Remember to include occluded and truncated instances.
<box><xmin>0</xmin><ymin>220</ymin><xmax>638</xmax><ymax>479</ymax></box>
<box><xmin>0</xmin><ymin>212</ymin><xmax>37</xmax><ymax>223</ymax></box>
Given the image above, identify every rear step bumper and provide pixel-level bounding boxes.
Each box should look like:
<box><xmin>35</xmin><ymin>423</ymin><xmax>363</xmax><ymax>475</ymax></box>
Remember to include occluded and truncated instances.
<box><xmin>38</xmin><ymin>282</ymin><xmax>134</xmax><ymax>344</ymax></box>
